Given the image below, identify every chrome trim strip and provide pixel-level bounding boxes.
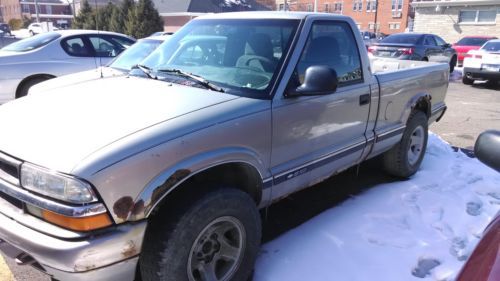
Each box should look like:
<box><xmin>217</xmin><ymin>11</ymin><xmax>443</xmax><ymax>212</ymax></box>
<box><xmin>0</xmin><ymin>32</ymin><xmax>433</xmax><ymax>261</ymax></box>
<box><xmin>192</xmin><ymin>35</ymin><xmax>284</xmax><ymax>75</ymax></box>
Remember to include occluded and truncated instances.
<box><xmin>375</xmin><ymin>126</ymin><xmax>406</xmax><ymax>143</ymax></box>
<box><xmin>0</xmin><ymin>178</ymin><xmax>107</xmax><ymax>217</ymax></box>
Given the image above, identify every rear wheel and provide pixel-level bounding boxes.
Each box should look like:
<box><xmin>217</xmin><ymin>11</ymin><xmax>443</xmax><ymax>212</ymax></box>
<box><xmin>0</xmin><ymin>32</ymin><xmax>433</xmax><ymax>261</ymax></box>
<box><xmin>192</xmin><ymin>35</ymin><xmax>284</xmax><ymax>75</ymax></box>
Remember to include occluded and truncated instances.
<box><xmin>17</xmin><ymin>77</ymin><xmax>51</xmax><ymax>98</ymax></box>
<box><xmin>382</xmin><ymin>111</ymin><xmax>428</xmax><ymax>178</ymax></box>
<box><xmin>140</xmin><ymin>188</ymin><xmax>261</xmax><ymax>281</ymax></box>
<box><xmin>422</xmin><ymin>57</ymin><xmax>429</xmax><ymax>62</ymax></box>
<box><xmin>462</xmin><ymin>75</ymin><xmax>473</xmax><ymax>85</ymax></box>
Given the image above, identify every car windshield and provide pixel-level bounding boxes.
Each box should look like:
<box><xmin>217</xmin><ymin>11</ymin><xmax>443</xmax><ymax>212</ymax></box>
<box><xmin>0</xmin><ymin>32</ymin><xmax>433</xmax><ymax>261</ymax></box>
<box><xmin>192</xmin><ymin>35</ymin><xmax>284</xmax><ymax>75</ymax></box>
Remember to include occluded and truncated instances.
<box><xmin>456</xmin><ymin>37</ymin><xmax>491</xmax><ymax>46</ymax></box>
<box><xmin>381</xmin><ymin>34</ymin><xmax>421</xmax><ymax>44</ymax></box>
<box><xmin>140</xmin><ymin>19</ymin><xmax>299</xmax><ymax>99</ymax></box>
<box><xmin>481</xmin><ymin>41</ymin><xmax>500</xmax><ymax>52</ymax></box>
<box><xmin>1</xmin><ymin>32</ymin><xmax>60</xmax><ymax>52</ymax></box>
<box><xmin>110</xmin><ymin>38</ymin><xmax>165</xmax><ymax>71</ymax></box>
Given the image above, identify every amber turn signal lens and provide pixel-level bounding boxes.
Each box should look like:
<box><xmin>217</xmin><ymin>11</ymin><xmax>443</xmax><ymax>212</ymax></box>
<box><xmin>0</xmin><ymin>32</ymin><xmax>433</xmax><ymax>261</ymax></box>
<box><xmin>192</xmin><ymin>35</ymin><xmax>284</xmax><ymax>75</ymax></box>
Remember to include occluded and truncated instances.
<box><xmin>42</xmin><ymin>210</ymin><xmax>112</xmax><ymax>232</ymax></box>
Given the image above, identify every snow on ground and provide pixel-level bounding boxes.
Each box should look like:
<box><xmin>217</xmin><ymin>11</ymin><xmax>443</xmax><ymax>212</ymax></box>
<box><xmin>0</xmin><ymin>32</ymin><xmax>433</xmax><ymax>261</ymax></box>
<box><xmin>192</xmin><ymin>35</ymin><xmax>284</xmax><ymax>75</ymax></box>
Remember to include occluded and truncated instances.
<box><xmin>254</xmin><ymin>133</ymin><xmax>500</xmax><ymax>281</ymax></box>
<box><xmin>11</xmin><ymin>29</ymin><xmax>30</xmax><ymax>39</ymax></box>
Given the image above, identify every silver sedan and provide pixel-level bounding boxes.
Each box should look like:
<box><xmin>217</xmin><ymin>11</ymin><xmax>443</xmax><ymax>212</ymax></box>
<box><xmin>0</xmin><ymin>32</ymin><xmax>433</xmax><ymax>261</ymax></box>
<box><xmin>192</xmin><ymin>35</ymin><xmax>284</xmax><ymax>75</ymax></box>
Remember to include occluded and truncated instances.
<box><xmin>0</xmin><ymin>30</ymin><xmax>135</xmax><ymax>103</ymax></box>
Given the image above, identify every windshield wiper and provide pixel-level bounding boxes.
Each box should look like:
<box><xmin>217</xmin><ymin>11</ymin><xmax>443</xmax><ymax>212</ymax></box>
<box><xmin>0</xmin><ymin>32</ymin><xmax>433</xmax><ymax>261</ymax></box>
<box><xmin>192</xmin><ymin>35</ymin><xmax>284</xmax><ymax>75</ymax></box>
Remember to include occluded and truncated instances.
<box><xmin>131</xmin><ymin>64</ymin><xmax>156</xmax><ymax>79</ymax></box>
<box><xmin>156</xmin><ymin>68</ymin><xmax>224</xmax><ymax>92</ymax></box>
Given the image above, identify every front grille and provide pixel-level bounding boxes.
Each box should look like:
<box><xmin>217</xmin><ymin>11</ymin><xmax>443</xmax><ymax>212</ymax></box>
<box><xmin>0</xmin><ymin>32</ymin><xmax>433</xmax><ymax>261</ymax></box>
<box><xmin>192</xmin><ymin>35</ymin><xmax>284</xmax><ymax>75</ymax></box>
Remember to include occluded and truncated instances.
<box><xmin>0</xmin><ymin>152</ymin><xmax>21</xmax><ymax>185</ymax></box>
<box><xmin>0</xmin><ymin>191</ymin><xmax>23</xmax><ymax>209</ymax></box>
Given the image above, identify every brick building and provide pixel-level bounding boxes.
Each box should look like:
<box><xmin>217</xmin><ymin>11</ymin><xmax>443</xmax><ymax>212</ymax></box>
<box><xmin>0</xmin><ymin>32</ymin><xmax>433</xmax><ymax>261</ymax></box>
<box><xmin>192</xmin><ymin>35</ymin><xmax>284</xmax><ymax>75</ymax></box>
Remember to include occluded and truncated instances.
<box><xmin>412</xmin><ymin>0</ymin><xmax>500</xmax><ymax>43</ymax></box>
<box><xmin>276</xmin><ymin>0</ymin><xmax>414</xmax><ymax>34</ymax></box>
<box><xmin>0</xmin><ymin>0</ymin><xmax>72</xmax><ymax>26</ymax></box>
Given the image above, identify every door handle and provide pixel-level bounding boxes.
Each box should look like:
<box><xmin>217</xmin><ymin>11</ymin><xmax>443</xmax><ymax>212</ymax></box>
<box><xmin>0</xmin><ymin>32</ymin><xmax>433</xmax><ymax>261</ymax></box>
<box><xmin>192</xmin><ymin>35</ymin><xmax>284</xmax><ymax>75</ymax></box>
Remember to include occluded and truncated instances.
<box><xmin>359</xmin><ymin>94</ymin><xmax>370</xmax><ymax>106</ymax></box>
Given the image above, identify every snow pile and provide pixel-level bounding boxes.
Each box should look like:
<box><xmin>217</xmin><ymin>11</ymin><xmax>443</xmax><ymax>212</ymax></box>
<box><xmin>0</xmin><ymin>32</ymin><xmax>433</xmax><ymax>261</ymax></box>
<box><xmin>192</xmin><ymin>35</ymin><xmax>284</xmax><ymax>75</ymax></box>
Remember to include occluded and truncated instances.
<box><xmin>254</xmin><ymin>133</ymin><xmax>500</xmax><ymax>281</ymax></box>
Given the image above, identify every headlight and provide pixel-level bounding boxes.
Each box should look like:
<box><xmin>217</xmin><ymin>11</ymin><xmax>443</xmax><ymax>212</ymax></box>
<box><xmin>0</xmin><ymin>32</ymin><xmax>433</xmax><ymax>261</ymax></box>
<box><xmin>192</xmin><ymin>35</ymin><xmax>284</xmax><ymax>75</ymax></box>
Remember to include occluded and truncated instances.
<box><xmin>20</xmin><ymin>163</ymin><xmax>97</xmax><ymax>204</ymax></box>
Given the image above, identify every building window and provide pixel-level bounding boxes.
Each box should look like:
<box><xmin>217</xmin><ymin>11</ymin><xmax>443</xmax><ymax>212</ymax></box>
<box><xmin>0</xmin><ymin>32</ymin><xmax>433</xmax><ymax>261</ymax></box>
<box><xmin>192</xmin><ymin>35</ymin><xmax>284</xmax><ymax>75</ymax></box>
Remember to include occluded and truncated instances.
<box><xmin>353</xmin><ymin>0</ymin><xmax>363</xmax><ymax>11</ymax></box>
<box><xmin>278</xmin><ymin>3</ymin><xmax>284</xmax><ymax>11</ymax></box>
<box><xmin>389</xmin><ymin>23</ymin><xmax>401</xmax><ymax>30</ymax></box>
<box><xmin>366</xmin><ymin>0</ymin><xmax>376</xmax><ymax>12</ymax></box>
<box><xmin>356</xmin><ymin>23</ymin><xmax>362</xmax><ymax>29</ymax></box>
<box><xmin>324</xmin><ymin>3</ymin><xmax>330</xmax><ymax>12</ymax></box>
<box><xmin>391</xmin><ymin>0</ymin><xmax>403</xmax><ymax>11</ymax></box>
<box><xmin>46</xmin><ymin>5</ymin><xmax>52</xmax><ymax>14</ymax></box>
<box><xmin>368</xmin><ymin>23</ymin><xmax>380</xmax><ymax>30</ymax></box>
<box><xmin>22</xmin><ymin>4</ymin><xmax>30</xmax><ymax>13</ymax></box>
<box><xmin>306</xmin><ymin>4</ymin><xmax>313</xmax><ymax>12</ymax></box>
<box><xmin>334</xmin><ymin>2</ymin><xmax>343</xmax><ymax>13</ymax></box>
<box><xmin>459</xmin><ymin>10</ymin><xmax>496</xmax><ymax>23</ymax></box>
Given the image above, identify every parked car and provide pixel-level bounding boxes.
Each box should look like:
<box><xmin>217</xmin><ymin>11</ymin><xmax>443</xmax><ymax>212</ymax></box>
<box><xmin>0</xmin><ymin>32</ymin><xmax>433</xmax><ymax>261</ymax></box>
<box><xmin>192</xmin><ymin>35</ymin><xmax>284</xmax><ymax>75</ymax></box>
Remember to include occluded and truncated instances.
<box><xmin>462</xmin><ymin>39</ymin><xmax>500</xmax><ymax>85</ymax></box>
<box><xmin>369</xmin><ymin>33</ymin><xmax>457</xmax><ymax>72</ymax></box>
<box><xmin>453</xmin><ymin>36</ymin><xmax>497</xmax><ymax>66</ymax></box>
<box><xmin>0</xmin><ymin>30</ymin><xmax>135</xmax><ymax>103</ymax></box>
<box><xmin>28</xmin><ymin>22</ymin><xmax>58</xmax><ymax>36</ymax></box>
<box><xmin>456</xmin><ymin>130</ymin><xmax>500</xmax><ymax>281</ymax></box>
<box><xmin>0</xmin><ymin>12</ymin><xmax>449</xmax><ymax>281</ymax></box>
<box><xmin>0</xmin><ymin>23</ymin><xmax>11</xmax><ymax>36</ymax></box>
<box><xmin>29</xmin><ymin>35</ymin><xmax>171</xmax><ymax>95</ymax></box>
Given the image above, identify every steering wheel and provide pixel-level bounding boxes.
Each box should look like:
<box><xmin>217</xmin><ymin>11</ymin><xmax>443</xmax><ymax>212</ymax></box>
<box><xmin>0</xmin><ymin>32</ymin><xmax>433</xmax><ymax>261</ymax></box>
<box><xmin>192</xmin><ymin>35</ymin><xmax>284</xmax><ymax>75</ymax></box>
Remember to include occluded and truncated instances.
<box><xmin>239</xmin><ymin>55</ymin><xmax>275</xmax><ymax>72</ymax></box>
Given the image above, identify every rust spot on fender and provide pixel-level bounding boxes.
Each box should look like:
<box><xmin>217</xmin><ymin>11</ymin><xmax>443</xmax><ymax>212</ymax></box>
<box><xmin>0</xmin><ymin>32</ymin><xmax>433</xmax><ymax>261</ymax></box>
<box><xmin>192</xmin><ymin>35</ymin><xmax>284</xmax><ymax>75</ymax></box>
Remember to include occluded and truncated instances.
<box><xmin>151</xmin><ymin>169</ymin><xmax>191</xmax><ymax>203</ymax></box>
<box><xmin>122</xmin><ymin>240</ymin><xmax>138</xmax><ymax>258</ymax></box>
<box><xmin>113</xmin><ymin>196</ymin><xmax>134</xmax><ymax>220</ymax></box>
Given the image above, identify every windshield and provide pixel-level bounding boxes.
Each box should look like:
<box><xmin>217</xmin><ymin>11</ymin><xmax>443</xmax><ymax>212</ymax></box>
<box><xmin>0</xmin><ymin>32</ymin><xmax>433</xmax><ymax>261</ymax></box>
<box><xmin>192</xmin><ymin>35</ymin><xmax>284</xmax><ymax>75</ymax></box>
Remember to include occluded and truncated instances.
<box><xmin>1</xmin><ymin>32</ymin><xmax>60</xmax><ymax>52</ymax></box>
<box><xmin>481</xmin><ymin>41</ymin><xmax>500</xmax><ymax>52</ymax></box>
<box><xmin>140</xmin><ymin>19</ymin><xmax>299</xmax><ymax>99</ymax></box>
<box><xmin>110</xmin><ymin>38</ymin><xmax>165</xmax><ymax>70</ymax></box>
<box><xmin>456</xmin><ymin>37</ymin><xmax>492</xmax><ymax>46</ymax></box>
<box><xmin>381</xmin><ymin>34</ymin><xmax>421</xmax><ymax>44</ymax></box>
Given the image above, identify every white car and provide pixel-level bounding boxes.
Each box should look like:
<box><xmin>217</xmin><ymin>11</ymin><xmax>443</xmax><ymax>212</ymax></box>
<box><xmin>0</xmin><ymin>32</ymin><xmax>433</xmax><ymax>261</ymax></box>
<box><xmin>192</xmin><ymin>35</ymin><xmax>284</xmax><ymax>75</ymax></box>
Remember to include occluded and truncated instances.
<box><xmin>28</xmin><ymin>22</ymin><xmax>59</xmax><ymax>36</ymax></box>
<box><xmin>29</xmin><ymin>35</ymin><xmax>171</xmax><ymax>95</ymax></box>
<box><xmin>0</xmin><ymin>30</ymin><xmax>135</xmax><ymax>103</ymax></box>
<box><xmin>462</xmin><ymin>39</ymin><xmax>500</xmax><ymax>85</ymax></box>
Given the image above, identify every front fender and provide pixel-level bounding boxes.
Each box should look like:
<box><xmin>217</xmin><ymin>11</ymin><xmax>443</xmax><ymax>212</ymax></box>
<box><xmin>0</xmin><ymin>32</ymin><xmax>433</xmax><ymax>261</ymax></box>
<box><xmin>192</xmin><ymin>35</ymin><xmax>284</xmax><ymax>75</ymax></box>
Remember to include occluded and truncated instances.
<box><xmin>126</xmin><ymin>147</ymin><xmax>270</xmax><ymax>221</ymax></box>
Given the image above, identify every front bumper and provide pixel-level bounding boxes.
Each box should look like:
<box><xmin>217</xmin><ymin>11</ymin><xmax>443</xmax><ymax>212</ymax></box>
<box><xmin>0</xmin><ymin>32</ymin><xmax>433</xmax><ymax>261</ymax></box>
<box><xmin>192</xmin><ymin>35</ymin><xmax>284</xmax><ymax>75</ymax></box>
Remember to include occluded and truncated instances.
<box><xmin>0</xmin><ymin>184</ymin><xmax>146</xmax><ymax>281</ymax></box>
<box><xmin>463</xmin><ymin>67</ymin><xmax>500</xmax><ymax>81</ymax></box>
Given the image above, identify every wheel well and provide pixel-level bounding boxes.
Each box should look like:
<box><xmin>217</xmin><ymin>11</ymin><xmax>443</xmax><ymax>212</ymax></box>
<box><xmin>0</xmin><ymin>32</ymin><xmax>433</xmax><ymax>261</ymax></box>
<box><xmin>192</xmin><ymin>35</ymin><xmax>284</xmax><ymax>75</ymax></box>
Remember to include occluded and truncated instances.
<box><xmin>413</xmin><ymin>97</ymin><xmax>431</xmax><ymax>118</ymax></box>
<box><xmin>151</xmin><ymin>162</ymin><xmax>263</xmax><ymax>215</ymax></box>
<box><xmin>16</xmin><ymin>74</ymin><xmax>55</xmax><ymax>98</ymax></box>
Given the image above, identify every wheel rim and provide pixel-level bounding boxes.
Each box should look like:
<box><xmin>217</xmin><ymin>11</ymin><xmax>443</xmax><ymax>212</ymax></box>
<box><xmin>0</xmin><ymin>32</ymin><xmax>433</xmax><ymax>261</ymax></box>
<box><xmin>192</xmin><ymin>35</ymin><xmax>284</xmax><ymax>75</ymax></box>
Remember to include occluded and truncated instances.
<box><xmin>188</xmin><ymin>216</ymin><xmax>246</xmax><ymax>281</ymax></box>
<box><xmin>407</xmin><ymin>126</ymin><xmax>425</xmax><ymax>166</ymax></box>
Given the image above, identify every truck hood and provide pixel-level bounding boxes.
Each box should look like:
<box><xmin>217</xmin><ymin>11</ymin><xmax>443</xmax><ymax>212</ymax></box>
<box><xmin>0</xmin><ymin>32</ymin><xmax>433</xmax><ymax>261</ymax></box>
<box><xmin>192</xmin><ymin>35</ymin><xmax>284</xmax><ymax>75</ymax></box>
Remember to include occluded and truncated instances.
<box><xmin>0</xmin><ymin>76</ymin><xmax>238</xmax><ymax>173</ymax></box>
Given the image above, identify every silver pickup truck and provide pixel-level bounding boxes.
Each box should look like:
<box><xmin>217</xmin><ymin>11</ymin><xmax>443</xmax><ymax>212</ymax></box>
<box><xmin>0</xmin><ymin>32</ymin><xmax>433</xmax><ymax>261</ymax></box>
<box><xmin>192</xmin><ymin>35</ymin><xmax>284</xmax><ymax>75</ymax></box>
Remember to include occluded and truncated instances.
<box><xmin>0</xmin><ymin>12</ymin><xmax>448</xmax><ymax>281</ymax></box>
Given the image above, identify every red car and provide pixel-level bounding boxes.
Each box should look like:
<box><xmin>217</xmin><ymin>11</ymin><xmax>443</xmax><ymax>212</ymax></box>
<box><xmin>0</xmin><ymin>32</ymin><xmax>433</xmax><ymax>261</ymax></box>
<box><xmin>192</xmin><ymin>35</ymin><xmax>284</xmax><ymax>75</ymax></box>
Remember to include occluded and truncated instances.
<box><xmin>456</xmin><ymin>130</ymin><xmax>500</xmax><ymax>281</ymax></box>
<box><xmin>453</xmin><ymin>36</ymin><xmax>497</xmax><ymax>66</ymax></box>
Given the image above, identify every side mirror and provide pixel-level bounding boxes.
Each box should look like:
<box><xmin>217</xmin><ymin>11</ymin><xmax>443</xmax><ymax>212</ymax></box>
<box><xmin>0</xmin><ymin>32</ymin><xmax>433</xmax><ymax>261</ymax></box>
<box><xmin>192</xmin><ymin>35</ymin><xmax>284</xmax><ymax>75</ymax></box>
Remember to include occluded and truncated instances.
<box><xmin>443</xmin><ymin>43</ymin><xmax>452</xmax><ymax>48</ymax></box>
<box><xmin>287</xmin><ymin>66</ymin><xmax>338</xmax><ymax>97</ymax></box>
<box><xmin>474</xmin><ymin>130</ymin><xmax>500</xmax><ymax>172</ymax></box>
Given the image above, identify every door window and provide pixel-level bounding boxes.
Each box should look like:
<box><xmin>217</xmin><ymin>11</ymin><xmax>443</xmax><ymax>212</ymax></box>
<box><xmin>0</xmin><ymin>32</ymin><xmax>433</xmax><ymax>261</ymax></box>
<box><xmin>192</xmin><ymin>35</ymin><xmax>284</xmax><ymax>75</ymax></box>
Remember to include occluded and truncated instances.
<box><xmin>88</xmin><ymin>35</ymin><xmax>124</xmax><ymax>57</ymax></box>
<box><xmin>294</xmin><ymin>21</ymin><xmax>363</xmax><ymax>87</ymax></box>
<box><xmin>424</xmin><ymin>36</ymin><xmax>437</xmax><ymax>46</ymax></box>
<box><xmin>434</xmin><ymin>36</ymin><xmax>447</xmax><ymax>46</ymax></box>
<box><xmin>61</xmin><ymin>37</ymin><xmax>91</xmax><ymax>57</ymax></box>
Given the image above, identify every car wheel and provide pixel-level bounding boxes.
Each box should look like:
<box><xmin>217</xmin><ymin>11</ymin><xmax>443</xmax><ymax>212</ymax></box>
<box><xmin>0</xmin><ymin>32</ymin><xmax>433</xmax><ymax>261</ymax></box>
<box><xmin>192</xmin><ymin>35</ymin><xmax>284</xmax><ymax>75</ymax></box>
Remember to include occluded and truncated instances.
<box><xmin>462</xmin><ymin>75</ymin><xmax>473</xmax><ymax>85</ymax></box>
<box><xmin>17</xmin><ymin>77</ymin><xmax>51</xmax><ymax>98</ymax></box>
<box><xmin>382</xmin><ymin>111</ymin><xmax>428</xmax><ymax>178</ymax></box>
<box><xmin>29</xmin><ymin>30</ymin><xmax>35</xmax><ymax>36</ymax></box>
<box><xmin>422</xmin><ymin>57</ymin><xmax>429</xmax><ymax>62</ymax></box>
<box><xmin>140</xmin><ymin>188</ymin><xmax>261</xmax><ymax>281</ymax></box>
<box><xmin>449</xmin><ymin>56</ymin><xmax>457</xmax><ymax>73</ymax></box>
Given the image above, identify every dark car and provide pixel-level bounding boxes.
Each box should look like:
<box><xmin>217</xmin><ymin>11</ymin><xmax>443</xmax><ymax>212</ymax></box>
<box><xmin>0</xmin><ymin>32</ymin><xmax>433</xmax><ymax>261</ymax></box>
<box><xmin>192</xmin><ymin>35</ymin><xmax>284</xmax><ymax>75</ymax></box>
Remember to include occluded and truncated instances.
<box><xmin>456</xmin><ymin>130</ymin><xmax>500</xmax><ymax>281</ymax></box>
<box><xmin>0</xmin><ymin>23</ymin><xmax>11</xmax><ymax>36</ymax></box>
<box><xmin>368</xmin><ymin>33</ymin><xmax>458</xmax><ymax>72</ymax></box>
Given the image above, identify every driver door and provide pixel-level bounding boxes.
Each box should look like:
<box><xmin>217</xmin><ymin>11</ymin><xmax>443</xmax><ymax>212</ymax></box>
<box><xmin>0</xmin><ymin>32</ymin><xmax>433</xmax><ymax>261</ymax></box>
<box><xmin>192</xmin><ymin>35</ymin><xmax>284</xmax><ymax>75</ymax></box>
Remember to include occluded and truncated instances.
<box><xmin>270</xmin><ymin>20</ymin><xmax>371</xmax><ymax>199</ymax></box>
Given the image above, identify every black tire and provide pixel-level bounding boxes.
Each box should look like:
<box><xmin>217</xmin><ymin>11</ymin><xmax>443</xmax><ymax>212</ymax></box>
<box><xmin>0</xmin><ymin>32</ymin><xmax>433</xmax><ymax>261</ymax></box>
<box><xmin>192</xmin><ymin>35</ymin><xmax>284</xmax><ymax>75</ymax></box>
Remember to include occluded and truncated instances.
<box><xmin>449</xmin><ymin>56</ymin><xmax>456</xmax><ymax>73</ymax></box>
<box><xmin>422</xmin><ymin>57</ymin><xmax>429</xmax><ymax>62</ymax></box>
<box><xmin>462</xmin><ymin>76</ymin><xmax>473</xmax><ymax>85</ymax></box>
<box><xmin>140</xmin><ymin>188</ymin><xmax>261</xmax><ymax>281</ymax></box>
<box><xmin>17</xmin><ymin>77</ymin><xmax>50</xmax><ymax>98</ymax></box>
<box><xmin>382</xmin><ymin>111</ymin><xmax>428</xmax><ymax>178</ymax></box>
<box><xmin>29</xmin><ymin>30</ymin><xmax>35</xmax><ymax>36</ymax></box>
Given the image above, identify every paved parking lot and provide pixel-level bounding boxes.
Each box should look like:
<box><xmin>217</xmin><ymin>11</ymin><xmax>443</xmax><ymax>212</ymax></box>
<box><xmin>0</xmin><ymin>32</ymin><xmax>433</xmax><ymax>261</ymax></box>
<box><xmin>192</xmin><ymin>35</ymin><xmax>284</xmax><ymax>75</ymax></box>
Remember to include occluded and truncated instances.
<box><xmin>0</xmin><ymin>70</ymin><xmax>498</xmax><ymax>281</ymax></box>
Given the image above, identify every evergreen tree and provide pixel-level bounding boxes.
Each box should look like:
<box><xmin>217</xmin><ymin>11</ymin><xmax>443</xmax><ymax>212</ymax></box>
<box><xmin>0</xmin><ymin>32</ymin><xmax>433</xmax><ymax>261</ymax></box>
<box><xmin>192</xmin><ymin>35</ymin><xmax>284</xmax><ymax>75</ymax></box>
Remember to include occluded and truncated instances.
<box><xmin>125</xmin><ymin>0</ymin><xmax>163</xmax><ymax>38</ymax></box>
<box><xmin>72</xmin><ymin>0</ymin><xmax>94</xmax><ymax>29</ymax></box>
<box><xmin>110</xmin><ymin>0</ymin><xmax>134</xmax><ymax>33</ymax></box>
<box><xmin>96</xmin><ymin>2</ymin><xmax>115</xmax><ymax>31</ymax></box>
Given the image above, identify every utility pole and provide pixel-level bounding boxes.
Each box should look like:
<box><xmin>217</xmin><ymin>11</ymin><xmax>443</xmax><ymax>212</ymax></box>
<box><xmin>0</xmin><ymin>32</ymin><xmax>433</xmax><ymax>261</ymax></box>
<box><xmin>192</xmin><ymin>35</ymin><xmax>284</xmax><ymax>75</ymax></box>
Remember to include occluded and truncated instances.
<box><xmin>373</xmin><ymin>0</ymin><xmax>378</xmax><ymax>33</ymax></box>
<box><xmin>34</xmin><ymin>0</ymin><xmax>40</xmax><ymax>22</ymax></box>
<box><xmin>314</xmin><ymin>0</ymin><xmax>317</xmax><ymax>12</ymax></box>
<box><xmin>284</xmin><ymin>0</ymin><xmax>287</xmax><ymax>11</ymax></box>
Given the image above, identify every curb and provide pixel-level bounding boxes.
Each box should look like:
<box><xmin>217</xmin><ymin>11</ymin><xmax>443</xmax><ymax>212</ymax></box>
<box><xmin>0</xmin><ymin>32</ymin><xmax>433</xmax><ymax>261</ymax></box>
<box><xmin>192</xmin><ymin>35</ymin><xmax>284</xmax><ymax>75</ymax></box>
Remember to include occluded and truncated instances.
<box><xmin>0</xmin><ymin>255</ymin><xmax>14</xmax><ymax>281</ymax></box>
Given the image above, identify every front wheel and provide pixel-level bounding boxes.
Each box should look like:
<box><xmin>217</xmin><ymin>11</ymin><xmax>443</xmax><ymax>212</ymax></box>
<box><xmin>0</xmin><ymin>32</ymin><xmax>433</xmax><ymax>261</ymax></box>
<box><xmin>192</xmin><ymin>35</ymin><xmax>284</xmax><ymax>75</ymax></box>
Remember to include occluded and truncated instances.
<box><xmin>140</xmin><ymin>188</ymin><xmax>261</xmax><ymax>281</ymax></box>
<box><xmin>382</xmin><ymin>111</ymin><xmax>428</xmax><ymax>178</ymax></box>
<box><xmin>462</xmin><ymin>76</ymin><xmax>473</xmax><ymax>85</ymax></box>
